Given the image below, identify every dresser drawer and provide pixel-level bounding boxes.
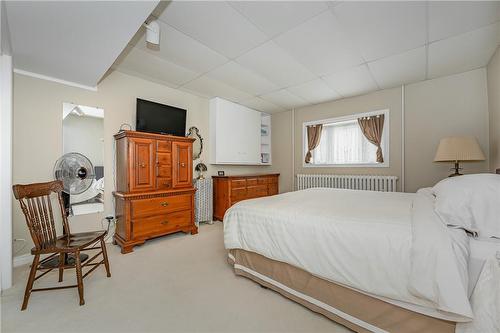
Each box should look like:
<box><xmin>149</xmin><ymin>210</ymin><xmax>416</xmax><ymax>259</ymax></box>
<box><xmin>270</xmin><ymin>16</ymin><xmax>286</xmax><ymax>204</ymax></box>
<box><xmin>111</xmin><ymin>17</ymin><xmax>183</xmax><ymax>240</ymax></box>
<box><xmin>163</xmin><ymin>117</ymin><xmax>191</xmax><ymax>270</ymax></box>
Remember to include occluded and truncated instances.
<box><xmin>156</xmin><ymin>152</ymin><xmax>171</xmax><ymax>165</ymax></box>
<box><xmin>257</xmin><ymin>177</ymin><xmax>268</xmax><ymax>185</ymax></box>
<box><xmin>268</xmin><ymin>176</ymin><xmax>279</xmax><ymax>184</ymax></box>
<box><xmin>247</xmin><ymin>185</ymin><xmax>268</xmax><ymax>198</ymax></box>
<box><xmin>157</xmin><ymin>177</ymin><xmax>172</xmax><ymax>190</ymax></box>
<box><xmin>157</xmin><ymin>140</ymin><xmax>172</xmax><ymax>152</ymax></box>
<box><xmin>231</xmin><ymin>179</ymin><xmax>246</xmax><ymax>188</ymax></box>
<box><xmin>268</xmin><ymin>183</ymin><xmax>278</xmax><ymax>195</ymax></box>
<box><xmin>132</xmin><ymin>210</ymin><xmax>191</xmax><ymax>239</ymax></box>
<box><xmin>131</xmin><ymin>194</ymin><xmax>192</xmax><ymax>218</ymax></box>
<box><xmin>231</xmin><ymin>187</ymin><xmax>247</xmax><ymax>202</ymax></box>
<box><xmin>157</xmin><ymin>165</ymin><xmax>172</xmax><ymax>178</ymax></box>
<box><xmin>246</xmin><ymin>178</ymin><xmax>258</xmax><ymax>186</ymax></box>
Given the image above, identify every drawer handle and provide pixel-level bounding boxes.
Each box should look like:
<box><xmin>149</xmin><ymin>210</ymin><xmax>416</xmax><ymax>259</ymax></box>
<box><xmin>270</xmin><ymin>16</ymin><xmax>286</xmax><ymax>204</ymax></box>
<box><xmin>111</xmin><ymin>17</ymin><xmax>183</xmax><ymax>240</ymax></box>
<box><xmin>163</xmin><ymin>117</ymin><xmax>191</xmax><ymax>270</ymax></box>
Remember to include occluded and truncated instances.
<box><xmin>160</xmin><ymin>202</ymin><xmax>169</xmax><ymax>207</ymax></box>
<box><xmin>161</xmin><ymin>220</ymin><xmax>169</xmax><ymax>225</ymax></box>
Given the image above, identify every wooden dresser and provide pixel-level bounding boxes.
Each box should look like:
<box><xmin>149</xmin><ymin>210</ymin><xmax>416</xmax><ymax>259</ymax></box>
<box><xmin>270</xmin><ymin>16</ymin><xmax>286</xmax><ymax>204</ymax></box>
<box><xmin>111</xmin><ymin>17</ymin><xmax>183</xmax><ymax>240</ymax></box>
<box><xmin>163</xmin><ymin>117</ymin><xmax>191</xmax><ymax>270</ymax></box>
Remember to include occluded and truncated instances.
<box><xmin>212</xmin><ymin>174</ymin><xmax>279</xmax><ymax>221</ymax></box>
<box><xmin>113</xmin><ymin>130</ymin><xmax>196</xmax><ymax>254</ymax></box>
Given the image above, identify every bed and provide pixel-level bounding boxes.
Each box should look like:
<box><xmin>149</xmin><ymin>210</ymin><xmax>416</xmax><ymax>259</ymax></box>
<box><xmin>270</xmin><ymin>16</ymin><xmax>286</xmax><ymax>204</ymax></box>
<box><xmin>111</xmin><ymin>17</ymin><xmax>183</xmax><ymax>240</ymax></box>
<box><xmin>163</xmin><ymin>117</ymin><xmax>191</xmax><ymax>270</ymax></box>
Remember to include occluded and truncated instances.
<box><xmin>223</xmin><ymin>176</ymin><xmax>500</xmax><ymax>333</ymax></box>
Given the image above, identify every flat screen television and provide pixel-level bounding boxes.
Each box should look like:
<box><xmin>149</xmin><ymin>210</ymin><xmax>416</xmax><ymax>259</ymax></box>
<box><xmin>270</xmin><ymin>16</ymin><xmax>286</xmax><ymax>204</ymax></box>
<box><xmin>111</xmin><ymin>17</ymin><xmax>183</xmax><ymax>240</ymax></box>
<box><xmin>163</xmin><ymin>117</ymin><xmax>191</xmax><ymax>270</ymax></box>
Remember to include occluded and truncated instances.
<box><xmin>136</xmin><ymin>98</ymin><xmax>186</xmax><ymax>136</ymax></box>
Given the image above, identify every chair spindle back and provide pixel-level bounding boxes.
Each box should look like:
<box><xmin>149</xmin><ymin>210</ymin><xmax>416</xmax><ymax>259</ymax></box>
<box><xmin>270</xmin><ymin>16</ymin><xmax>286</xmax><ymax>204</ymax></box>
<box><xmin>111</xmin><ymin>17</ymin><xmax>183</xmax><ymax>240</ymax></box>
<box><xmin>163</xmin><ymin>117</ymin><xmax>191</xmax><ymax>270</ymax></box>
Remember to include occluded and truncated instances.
<box><xmin>13</xmin><ymin>181</ymin><xmax>70</xmax><ymax>250</ymax></box>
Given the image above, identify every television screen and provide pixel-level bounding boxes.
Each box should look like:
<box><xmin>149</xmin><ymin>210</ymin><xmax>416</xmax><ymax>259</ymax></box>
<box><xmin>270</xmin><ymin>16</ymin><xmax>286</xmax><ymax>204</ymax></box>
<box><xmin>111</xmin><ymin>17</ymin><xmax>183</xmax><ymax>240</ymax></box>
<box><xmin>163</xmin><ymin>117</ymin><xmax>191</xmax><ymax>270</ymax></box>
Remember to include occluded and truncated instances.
<box><xmin>136</xmin><ymin>98</ymin><xmax>186</xmax><ymax>136</ymax></box>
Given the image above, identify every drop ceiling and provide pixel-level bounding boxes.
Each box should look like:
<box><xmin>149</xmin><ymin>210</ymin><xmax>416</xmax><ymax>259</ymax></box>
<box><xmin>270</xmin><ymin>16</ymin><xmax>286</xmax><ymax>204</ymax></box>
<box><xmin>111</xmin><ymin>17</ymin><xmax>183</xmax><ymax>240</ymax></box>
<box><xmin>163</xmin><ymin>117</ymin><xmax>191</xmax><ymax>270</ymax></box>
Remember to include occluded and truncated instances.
<box><xmin>4</xmin><ymin>1</ymin><xmax>159</xmax><ymax>87</ymax></box>
<box><xmin>112</xmin><ymin>1</ymin><xmax>500</xmax><ymax>113</ymax></box>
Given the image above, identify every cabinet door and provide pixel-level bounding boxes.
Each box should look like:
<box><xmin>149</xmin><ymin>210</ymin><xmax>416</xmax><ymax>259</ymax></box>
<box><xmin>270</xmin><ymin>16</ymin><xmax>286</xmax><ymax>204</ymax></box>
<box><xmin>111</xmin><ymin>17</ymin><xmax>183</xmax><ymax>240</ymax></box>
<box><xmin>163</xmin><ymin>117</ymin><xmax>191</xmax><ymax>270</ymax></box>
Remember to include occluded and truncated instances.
<box><xmin>129</xmin><ymin>138</ymin><xmax>155</xmax><ymax>192</ymax></box>
<box><xmin>172</xmin><ymin>141</ymin><xmax>192</xmax><ymax>188</ymax></box>
<box><xmin>211</xmin><ymin>98</ymin><xmax>261</xmax><ymax>164</ymax></box>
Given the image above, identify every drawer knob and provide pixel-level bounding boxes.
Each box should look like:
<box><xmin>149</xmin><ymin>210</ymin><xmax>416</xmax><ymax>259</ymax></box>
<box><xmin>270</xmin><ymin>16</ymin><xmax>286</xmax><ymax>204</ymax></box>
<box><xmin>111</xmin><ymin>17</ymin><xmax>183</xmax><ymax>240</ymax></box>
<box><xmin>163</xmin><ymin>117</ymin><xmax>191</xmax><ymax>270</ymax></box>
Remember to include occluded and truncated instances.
<box><xmin>161</xmin><ymin>220</ymin><xmax>169</xmax><ymax>225</ymax></box>
<box><xmin>160</xmin><ymin>202</ymin><xmax>169</xmax><ymax>207</ymax></box>
<box><xmin>180</xmin><ymin>162</ymin><xmax>186</xmax><ymax>167</ymax></box>
<box><xmin>140</xmin><ymin>163</ymin><xmax>146</xmax><ymax>168</ymax></box>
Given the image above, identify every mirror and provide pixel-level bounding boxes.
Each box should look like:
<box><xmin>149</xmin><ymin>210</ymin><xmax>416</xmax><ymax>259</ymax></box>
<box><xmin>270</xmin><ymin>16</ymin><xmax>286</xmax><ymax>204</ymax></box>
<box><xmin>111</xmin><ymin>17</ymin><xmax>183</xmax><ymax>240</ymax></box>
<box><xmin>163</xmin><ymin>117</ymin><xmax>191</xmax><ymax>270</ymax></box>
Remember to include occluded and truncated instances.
<box><xmin>62</xmin><ymin>102</ymin><xmax>104</xmax><ymax>216</ymax></box>
<box><xmin>187</xmin><ymin>126</ymin><xmax>203</xmax><ymax>160</ymax></box>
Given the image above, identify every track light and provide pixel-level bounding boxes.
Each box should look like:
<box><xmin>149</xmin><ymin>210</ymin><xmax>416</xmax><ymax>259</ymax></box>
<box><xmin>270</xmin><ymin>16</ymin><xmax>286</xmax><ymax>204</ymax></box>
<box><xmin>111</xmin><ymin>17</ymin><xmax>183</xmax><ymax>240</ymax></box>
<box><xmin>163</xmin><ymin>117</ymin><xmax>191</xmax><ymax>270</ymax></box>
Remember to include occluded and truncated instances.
<box><xmin>143</xmin><ymin>20</ymin><xmax>160</xmax><ymax>45</ymax></box>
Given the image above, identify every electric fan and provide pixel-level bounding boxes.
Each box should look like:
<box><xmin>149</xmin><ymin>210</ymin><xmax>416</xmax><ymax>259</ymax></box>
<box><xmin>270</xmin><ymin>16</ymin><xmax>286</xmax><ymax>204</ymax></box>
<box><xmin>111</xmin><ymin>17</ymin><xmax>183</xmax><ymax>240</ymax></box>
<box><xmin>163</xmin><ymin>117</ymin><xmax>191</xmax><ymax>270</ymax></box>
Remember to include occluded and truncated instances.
<box><xmin>42</xmin><ymin>153</ymin><xmax>96</xmax><ymax>268</ymax></box>
<box><xmin>54</xmin><ymin>152</ymin><xmax>95</xmax><ymax>195</ymax></box>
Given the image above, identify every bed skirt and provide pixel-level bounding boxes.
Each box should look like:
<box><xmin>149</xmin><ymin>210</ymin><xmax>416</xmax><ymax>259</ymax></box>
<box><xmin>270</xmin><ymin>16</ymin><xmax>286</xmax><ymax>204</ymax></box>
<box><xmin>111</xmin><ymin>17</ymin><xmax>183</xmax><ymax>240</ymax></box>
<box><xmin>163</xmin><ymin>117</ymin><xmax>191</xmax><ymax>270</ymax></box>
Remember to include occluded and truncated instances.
<box><xmin>228</xmin><ymin>249</ymin><xmax>455</xmax><ymax>333</ymax></box>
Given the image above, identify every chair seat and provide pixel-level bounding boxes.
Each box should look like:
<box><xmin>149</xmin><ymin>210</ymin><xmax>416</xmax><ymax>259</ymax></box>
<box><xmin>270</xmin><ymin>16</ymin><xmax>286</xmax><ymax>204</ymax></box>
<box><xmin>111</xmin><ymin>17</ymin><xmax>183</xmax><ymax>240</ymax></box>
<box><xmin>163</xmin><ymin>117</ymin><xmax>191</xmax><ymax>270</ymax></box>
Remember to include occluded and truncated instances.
<box><xmin>32</xmin><ymin>230</ymin><xmax>107</xmax><ymax>254</ymax></box>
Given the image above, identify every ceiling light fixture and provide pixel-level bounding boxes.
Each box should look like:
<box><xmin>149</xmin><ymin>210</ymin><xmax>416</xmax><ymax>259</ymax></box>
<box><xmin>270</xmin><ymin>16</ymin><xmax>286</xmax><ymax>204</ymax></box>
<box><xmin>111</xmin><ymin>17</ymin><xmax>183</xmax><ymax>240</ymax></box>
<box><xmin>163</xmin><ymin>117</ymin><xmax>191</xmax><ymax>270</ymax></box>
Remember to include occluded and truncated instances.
<box><xmin>143</xmin><ymin>20</ymin><xmax>160</xmax><ymax>45</ymax></box>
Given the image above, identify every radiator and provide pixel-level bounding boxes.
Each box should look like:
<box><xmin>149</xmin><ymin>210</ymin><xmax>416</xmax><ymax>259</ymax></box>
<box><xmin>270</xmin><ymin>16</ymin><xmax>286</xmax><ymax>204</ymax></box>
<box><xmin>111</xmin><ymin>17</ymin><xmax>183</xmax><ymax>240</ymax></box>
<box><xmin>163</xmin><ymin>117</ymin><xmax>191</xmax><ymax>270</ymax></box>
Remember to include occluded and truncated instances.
<box><xmin>296</xmin><ymin>174</ymin><xmax>398</xmax><ymax>192</ymax></box>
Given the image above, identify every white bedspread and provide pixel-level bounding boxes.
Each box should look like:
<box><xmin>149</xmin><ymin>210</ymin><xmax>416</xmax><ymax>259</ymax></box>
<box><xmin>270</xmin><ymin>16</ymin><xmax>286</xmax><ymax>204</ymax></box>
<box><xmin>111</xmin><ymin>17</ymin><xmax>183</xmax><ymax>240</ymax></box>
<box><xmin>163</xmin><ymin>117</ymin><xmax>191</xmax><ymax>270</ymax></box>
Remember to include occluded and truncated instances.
<box><xmin>224</xmin><ymin>188</ymin><xmax>473</xmax><ymax>322</ymax></box>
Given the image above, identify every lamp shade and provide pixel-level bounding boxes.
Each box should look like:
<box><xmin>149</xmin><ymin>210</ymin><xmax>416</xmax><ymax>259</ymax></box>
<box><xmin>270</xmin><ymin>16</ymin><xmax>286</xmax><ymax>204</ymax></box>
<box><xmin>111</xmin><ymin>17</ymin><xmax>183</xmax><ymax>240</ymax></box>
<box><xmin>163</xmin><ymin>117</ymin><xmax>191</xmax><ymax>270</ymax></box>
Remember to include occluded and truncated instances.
<box><xmin>434</xmin><ymin>136</ymin><xmax>485</xmax><ymax>162</ymax></box>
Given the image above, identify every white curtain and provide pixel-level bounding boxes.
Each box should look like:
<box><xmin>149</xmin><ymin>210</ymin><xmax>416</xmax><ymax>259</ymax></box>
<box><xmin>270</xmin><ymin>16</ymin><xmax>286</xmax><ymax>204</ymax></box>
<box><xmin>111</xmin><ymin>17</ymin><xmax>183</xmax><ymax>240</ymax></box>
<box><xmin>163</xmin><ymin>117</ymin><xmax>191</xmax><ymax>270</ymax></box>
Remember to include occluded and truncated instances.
<box><xmin>312</xmin><ymin>121</ymin><xmax>377</xmax><ymax>164</ymax></box>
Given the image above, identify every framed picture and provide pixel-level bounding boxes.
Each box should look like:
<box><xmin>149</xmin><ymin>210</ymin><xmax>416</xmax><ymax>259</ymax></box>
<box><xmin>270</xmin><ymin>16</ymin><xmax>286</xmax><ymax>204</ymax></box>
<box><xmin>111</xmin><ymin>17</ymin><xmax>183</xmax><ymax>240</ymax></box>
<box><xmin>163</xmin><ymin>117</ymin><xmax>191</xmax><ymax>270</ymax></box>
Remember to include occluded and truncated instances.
<box><xmin>218</xmin><ymin>171</ymin><xmax>225</xmax><ymax>176</ymax></box>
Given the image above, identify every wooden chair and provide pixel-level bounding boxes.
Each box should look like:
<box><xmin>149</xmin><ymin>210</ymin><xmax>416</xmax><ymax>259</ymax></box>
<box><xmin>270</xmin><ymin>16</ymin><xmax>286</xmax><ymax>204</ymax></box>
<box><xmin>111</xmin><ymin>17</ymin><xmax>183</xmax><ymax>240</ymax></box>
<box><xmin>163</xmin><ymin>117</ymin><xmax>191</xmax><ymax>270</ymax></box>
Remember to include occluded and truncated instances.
<box><xmin>12</xmin><ymin>180</ymin><xmax>111</xmax><ymax>310</ymax></box>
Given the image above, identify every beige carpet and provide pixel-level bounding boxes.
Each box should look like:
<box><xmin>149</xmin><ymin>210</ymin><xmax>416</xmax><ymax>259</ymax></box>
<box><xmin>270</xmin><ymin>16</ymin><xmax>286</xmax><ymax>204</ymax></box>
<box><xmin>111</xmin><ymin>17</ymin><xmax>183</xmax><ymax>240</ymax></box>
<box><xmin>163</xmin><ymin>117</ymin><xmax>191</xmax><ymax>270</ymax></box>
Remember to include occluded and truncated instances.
<box><xmin>1</xmin><ymin>222</ymin><xmax>352</xmax><ymax>333</ymax></box>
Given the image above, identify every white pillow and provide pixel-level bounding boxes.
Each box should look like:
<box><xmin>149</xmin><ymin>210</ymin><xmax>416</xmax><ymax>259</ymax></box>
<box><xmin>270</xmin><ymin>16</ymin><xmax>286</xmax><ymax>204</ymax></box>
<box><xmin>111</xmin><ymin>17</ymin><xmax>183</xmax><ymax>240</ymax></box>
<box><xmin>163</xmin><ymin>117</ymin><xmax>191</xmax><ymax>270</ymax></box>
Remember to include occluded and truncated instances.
<box><xmin>432</xmin><ymin>174</ymin><xmax>500</xmax><ymax>239</ymax></box>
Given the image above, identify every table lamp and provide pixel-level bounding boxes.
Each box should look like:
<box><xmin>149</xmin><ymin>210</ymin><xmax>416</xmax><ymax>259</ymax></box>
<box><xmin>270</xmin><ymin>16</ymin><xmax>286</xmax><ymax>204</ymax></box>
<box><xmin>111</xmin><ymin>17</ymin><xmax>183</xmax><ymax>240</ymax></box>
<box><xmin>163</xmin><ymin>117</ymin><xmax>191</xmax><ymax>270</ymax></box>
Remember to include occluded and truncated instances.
<box><xmin>434</xmin><ymin>136</ymin><xmax>485</xmax><ymax>177</ymax></box>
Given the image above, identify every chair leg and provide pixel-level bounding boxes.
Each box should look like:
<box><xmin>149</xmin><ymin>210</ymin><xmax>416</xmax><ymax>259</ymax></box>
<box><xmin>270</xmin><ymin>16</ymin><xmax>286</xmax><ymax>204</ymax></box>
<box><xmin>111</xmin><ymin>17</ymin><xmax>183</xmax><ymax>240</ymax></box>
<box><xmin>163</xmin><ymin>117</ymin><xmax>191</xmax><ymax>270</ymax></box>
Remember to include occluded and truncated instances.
<box><xmin>58</xmin><ymin>253</ymin><xmax>65</xmax><ymax>282</ymax></box>
<box><xmin>100</xmin><ymin>238</ymin><xmax>111</xmax><ymax>278</ymax></box>
<box><xmin>74</xmin><ymin>250</ymin><xmax>85</xmax><ymax>306</ymax></box>
<box><xmin>21</xmin><ymin>254</ymin><xmax>40</xmax><ymax>311</ymax></box>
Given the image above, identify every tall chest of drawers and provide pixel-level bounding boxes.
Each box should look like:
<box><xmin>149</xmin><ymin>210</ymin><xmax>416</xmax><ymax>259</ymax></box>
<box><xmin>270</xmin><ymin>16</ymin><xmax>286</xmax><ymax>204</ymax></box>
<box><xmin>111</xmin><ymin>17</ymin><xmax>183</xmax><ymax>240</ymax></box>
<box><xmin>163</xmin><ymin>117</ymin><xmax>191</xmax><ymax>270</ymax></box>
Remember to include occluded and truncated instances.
<box><xmin>113</xmin><ymin>130</ymin><xmax>196</xmax><ymax>254</ymax></box>
<box><xmin>212</xmin><ymin>174</ymin><xmax>279</xmax><ymax>221</ymax></box>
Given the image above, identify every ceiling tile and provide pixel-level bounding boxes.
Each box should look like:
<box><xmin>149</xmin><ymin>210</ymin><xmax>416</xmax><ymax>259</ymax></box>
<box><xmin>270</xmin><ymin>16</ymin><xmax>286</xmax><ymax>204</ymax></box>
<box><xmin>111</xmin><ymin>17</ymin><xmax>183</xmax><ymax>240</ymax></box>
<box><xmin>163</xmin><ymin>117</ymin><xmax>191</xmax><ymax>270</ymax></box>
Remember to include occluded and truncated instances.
<box><xmin>239</xmin><ymin>97</ymin><xmax>285</xmax><ymax>114</ymax></box>
<box><xmin>287</xmin><ymin>79</ymin><xmax>341</xmax><ymax>104</ymax></box>
<box><xmin>236</xmin><ymin>41</ymin><xmax>315</xmax><ymax>87</ymax></box>
<box><xmin>429</xmin><ymin>1</ymin><xmax>500</xmax><ymax>42</ymax></box>
<box><xmin>274</xmin><ymin>11</ymin><xmax>364</xmax><ymax>76</ymax></box>
<box><xmin>156</xmin><ymin>1</ymin><xmax>267</xmax><ymax>58</ymax></box>
<box><xmin>428</xmin><ymin>23</ymin><xmax>499</xmax><ymax>79</ymax></box>
<box><xmin>260</xmin><ymin>89</ymin><xmax>308</xmax><ymax>109</ymax></box>
<box><xmin>131</xmin><ymin>21</ymin><xmax>228</xmax><ymax>74</ymax></box>
<box><xmin>333</xmin><ymin>2</ymin><xmax>426</xmax><ymax>61</ymax></box>
<box><xmin>206</xmin><ymin>61</ymin><xmax>278</xmax><ymax>96</ymax></box>
<box><xmin>113</xmin><ymin>47</ymin><xmax>198</xmax><ymax>87</ymax></box>
<box><xmin>322</xmin><ymin>64</ymin><xmax>378</xmax><ymax>98</ymax></box>
<box><xmin>368</xmin><ymin>46</ymin><xmax>426</xmax><ymax>89</ymax></box>
<box><xmin>181</xmin><ymin>76</ymin><xmax>253</xmax><ymax>103</ymax></box>
<box><xmin>229</xmin><ymin>1</ymin><xmax>328</xmax><ymax>37</ymax></box>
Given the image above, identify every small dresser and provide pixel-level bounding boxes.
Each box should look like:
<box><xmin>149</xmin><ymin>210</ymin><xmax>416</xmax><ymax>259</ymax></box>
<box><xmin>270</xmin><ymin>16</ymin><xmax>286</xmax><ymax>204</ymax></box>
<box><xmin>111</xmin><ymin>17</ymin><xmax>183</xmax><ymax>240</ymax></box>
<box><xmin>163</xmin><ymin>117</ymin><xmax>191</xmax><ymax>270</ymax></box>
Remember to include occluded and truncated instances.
<box><xmin>212</xmin><ymin>174</ymin><xmax>279</xmax><ymax>221</ymax></box>
<box><xmin>113</xmin><ymin>130</ymin><xmax>196</xmax><ymax>254</ymax></box>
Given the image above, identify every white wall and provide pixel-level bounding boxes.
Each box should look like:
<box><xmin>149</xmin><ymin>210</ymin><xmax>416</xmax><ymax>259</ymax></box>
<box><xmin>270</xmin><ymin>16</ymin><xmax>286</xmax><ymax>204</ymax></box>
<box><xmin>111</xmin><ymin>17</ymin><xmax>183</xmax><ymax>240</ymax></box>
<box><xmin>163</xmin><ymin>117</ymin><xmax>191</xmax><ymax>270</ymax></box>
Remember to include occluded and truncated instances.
<box><xmin>12</xmin><ymin>70</ymin><xmax>277</xmax><ymax>257</ymax></box>
<box><xmin>405</xmin><ymin>69</ymin><xmax>490</xmax><ymax>192</ymax></box>
<box><xmin>0</xmin><ymin>0</ymin><xmax>13</xmax><ymax>290</ymax></box>
<box><xmin>291</xmin><ymin>68</ymin><xmax>490</xmax><ymax>193</ymax></box>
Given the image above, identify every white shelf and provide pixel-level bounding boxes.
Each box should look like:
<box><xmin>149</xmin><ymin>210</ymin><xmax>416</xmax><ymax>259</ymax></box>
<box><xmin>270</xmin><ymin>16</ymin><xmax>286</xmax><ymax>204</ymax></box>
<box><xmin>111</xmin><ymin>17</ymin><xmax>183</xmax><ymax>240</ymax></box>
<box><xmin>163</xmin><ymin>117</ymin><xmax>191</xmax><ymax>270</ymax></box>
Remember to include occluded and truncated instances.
<box><xmin>260</xmin><ymin>113</ymin><xmax>271</xmax><ymax>165</ymax></box>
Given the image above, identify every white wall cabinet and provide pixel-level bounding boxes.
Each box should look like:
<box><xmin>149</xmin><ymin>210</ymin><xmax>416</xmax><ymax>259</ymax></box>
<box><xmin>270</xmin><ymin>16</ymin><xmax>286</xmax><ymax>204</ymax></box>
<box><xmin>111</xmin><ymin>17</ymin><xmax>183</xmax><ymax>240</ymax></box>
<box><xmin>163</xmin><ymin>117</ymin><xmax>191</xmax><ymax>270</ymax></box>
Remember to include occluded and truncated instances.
<box><xmin>210</xmin><ymin>97</ymin><xmax>271</xmax><ymax>165</ymax></box>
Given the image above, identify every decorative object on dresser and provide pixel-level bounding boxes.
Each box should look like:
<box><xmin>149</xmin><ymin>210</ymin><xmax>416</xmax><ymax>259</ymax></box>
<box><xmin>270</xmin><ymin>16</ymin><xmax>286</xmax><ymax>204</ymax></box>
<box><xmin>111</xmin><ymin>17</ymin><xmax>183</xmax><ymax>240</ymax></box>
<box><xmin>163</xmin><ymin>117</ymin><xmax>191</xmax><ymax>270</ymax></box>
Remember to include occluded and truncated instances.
<box><xmin>434</xmin><ymin>136</ymin><xmax>486</xmax><ymax>177</ymax></box>
<box><xmin>12</xmin><ymin>180</ymin><xmax>111</xmax><ymax>310</ymax></box>
<box><xmin>113</xmin><ymin>130</ymin><xmax>196</xmax><ymax>254</ymax></box>
<box><xmin>194</xmin><ymin>177</ymin><xmax>213</xmax><ymax>226</ymax></box>
<box><xmin>212</xmin><ymin>174</ymin><xmax>279</xmax><ymax>221</ymax></box>
<box><xmin>195</xmin><ymin>162</ymin><xmax>207</xmax><ymax>180</ymax></box>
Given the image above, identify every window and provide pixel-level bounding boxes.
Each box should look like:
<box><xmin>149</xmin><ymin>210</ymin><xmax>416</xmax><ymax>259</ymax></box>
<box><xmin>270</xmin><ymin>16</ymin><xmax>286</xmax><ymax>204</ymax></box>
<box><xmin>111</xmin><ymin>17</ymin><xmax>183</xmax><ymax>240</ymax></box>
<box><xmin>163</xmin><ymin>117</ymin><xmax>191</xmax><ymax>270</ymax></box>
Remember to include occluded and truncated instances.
<box><xmin>303</xmin><ymin>110</ymin><xmax>389</xmax><ymax>167</ymax></box>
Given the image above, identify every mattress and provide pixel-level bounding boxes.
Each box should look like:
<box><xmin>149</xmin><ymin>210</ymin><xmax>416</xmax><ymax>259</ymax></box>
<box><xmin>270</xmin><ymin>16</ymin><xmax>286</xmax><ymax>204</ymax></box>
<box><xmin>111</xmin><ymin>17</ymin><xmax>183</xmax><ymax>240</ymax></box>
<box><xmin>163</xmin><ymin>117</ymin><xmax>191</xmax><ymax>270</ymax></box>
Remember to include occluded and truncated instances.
<box><xmin>224</xmin><ymin>188</ymin><xmax>469</xmax><ymax>322</ymax></box>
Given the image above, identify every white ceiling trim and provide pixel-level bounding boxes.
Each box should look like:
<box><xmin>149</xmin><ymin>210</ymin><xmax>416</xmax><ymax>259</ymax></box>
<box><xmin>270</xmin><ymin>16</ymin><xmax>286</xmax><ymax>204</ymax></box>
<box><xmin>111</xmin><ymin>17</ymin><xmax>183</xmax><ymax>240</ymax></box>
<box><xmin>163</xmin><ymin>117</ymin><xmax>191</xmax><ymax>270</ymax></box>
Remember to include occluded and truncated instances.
<box><xmin>13</xmin><ymin>68</ymin><xmax>97</xmax><ymax>91</ymax></box>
